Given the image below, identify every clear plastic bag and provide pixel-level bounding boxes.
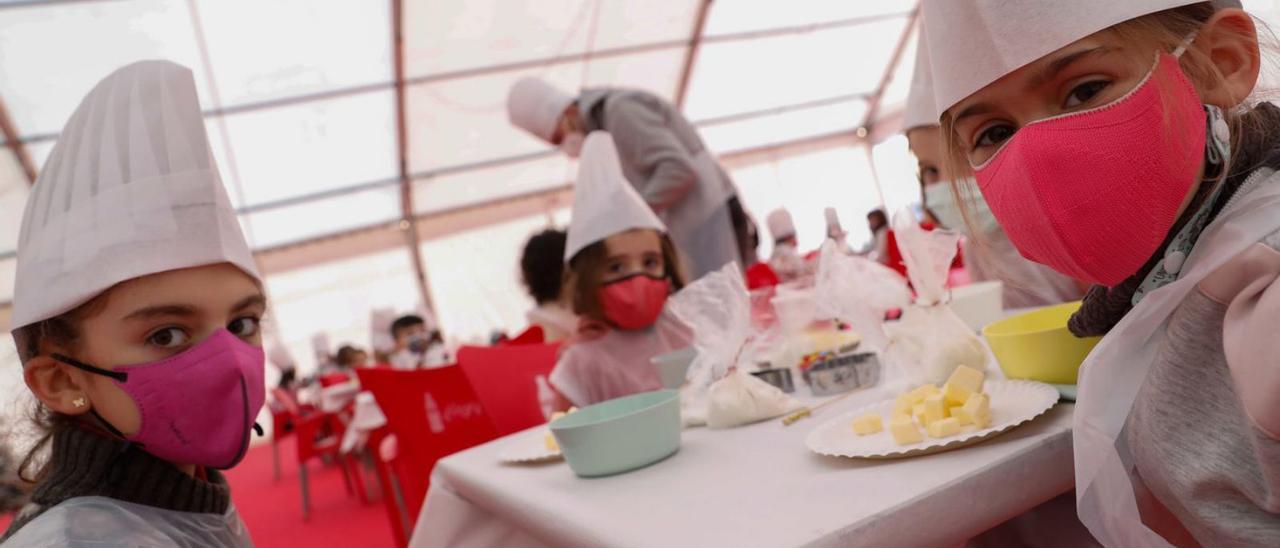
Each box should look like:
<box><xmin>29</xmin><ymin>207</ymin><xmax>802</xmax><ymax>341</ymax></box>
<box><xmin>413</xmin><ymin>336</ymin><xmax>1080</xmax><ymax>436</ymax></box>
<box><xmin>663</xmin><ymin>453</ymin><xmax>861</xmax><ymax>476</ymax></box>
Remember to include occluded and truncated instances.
<box><xmin>813</xmin><ymin>240</ymin><xmax>911</xmax><ymax>353</ymax></box>
<box><xmin>887</xmin><ymin>210</ymin><xmax>989</xmax><ymax>385</ymax></box>
<box><xmin>669</xmin><ymin>263</ymin><xmax>799</xmax><ymax>428</ymax></box>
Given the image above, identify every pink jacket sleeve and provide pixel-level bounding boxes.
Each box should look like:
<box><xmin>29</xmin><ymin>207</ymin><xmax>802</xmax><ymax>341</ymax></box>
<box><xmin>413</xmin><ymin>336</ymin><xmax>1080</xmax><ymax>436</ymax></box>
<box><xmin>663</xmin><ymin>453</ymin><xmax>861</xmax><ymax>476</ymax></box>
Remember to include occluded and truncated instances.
<box><xmin>1199</xmin><ymin>242</ymin><xmax>1280</xmax><ymax>440</ymax></box>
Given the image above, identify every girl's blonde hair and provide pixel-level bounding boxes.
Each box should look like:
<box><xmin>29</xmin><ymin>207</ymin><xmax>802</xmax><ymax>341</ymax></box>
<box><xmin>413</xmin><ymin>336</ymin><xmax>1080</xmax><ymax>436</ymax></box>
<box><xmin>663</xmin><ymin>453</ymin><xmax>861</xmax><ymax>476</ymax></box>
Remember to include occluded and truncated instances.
<box><xmin>940</xmin><ymin>3</ymin><xmax>1277</xmax><ymax>251</ymax></box>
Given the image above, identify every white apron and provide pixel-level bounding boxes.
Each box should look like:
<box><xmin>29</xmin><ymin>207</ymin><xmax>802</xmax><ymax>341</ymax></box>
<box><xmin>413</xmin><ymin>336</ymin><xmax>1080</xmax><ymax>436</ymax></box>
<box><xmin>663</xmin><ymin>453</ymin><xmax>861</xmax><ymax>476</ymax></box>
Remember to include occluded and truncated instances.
<box><xmin>1074</xmin><ymin>168</ymin><xmax>1280</xmax><ymax>546</ymax></box>
<box><xmin>4</xmin><ymin>496</ymin><xmax>253</xmax><ymax>547</ymax></box>
<box><xmin>662</xmin><ymin>150</ymin><xmax>738</xmax><ymax>279</ymax></box>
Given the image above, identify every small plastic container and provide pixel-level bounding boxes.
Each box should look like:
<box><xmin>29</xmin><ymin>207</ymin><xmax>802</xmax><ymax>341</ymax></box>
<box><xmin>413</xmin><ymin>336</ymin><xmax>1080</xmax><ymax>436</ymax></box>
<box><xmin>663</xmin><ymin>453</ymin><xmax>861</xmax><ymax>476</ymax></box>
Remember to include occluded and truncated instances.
<box><xmin>549</xmin><ymin>390</ymin><xmax>681</xmax><ymax>478</ymax></box>
<box><xmin>649</xmin><ymin>347</ymin><xmax>696</xmax><ymax>389</ymax></box>
<box><xmin>771</xmin><ymin>287</ymin><xmax>817</xmax><ymax>334</ymax></box>
<box><xmin>750</xmin><ymin>368</ymin><xmax>795</xmax><ymax>393</ymax></box>
<box><xmin>949</xmin><ymin>280</ymin><xmax>1004</xmax><ymax>332</ymax></box>
<box><xmin>804</xmin><ymin>352</ymin><xmax>881</xmax><ymax>396</ymax></box>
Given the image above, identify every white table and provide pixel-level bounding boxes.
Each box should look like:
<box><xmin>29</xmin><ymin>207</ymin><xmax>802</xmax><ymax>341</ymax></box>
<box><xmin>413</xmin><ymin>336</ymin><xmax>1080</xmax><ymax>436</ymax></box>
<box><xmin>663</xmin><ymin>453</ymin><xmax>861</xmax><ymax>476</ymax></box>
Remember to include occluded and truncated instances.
<box><xmin>408</xmin><ymin>385</ymin><xmax>1075</xmax><ymax>548</ymax></box>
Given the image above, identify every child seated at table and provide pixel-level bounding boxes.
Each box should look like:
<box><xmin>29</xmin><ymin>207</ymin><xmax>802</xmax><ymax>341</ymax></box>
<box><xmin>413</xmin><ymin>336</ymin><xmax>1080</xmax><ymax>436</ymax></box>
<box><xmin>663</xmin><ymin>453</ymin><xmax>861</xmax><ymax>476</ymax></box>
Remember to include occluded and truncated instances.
<box><xmin>550</xmin><ymin>132</ymin><xmax>694</xmax><ymax>408</ymax></box>
<box><xmin>2</xmin><ymin>61</ymin><xmax>262</xmax><ymax>546</ymax></box>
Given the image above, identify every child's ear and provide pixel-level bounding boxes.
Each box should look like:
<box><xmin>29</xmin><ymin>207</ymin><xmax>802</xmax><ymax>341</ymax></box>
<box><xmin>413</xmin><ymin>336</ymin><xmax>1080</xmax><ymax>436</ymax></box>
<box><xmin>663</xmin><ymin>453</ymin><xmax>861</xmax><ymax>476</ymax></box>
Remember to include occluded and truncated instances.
<box><xmin>1196</xmin><ymin>8</ymin><xmax>1261</xmax><ymax>109</ymax></box>
<box><xmin>24</xmin><ymin>356</ymin><xmax>94</xmax><ymax>417</ymax></box>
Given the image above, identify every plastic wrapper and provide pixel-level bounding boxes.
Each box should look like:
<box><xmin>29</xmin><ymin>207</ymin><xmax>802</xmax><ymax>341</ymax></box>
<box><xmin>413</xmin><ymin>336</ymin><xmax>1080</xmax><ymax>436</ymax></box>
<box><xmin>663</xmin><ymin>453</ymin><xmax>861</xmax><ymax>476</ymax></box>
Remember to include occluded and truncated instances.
<box><xmin>888</xmin><ymin>210</ymin><xmax>988</xmax><ymax>385</ymax></box>
<box><xmin>813</xmin><ymin>240</ymin><xmax>911</xmax><ymax>353</ymax></box>
<box><xmin>669</xmin><ymin>263</ymin><xmax>799</xmax><ymax>428</ymax></box>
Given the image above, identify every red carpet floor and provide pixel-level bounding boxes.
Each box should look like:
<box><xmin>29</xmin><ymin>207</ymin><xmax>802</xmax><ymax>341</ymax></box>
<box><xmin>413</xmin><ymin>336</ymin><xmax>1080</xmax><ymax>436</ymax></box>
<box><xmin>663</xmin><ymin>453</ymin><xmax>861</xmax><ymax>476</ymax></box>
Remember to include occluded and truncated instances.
<box><xmin>224</xmin><ymin>441</ymin><xmax>397</xmax><ymax>548</ymax></box>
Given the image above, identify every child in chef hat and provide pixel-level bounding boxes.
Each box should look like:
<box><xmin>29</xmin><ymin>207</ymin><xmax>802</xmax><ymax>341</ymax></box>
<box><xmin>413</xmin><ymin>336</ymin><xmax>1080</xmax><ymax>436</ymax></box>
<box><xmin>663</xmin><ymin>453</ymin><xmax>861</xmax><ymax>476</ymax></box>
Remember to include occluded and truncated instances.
<box><xmin>922</xmin><ymin>1</ymin><xmax>1279</xmax><ymax>545</ymax></box>
<box><xmin>549</xmin><ymin>132</ymin><xmax>693</xmax><ymax>408</ymax></box>
<box><xmin>3</xmin><ymin>61</ymin><xmax>263</xmax><ymax>546</ymax></box>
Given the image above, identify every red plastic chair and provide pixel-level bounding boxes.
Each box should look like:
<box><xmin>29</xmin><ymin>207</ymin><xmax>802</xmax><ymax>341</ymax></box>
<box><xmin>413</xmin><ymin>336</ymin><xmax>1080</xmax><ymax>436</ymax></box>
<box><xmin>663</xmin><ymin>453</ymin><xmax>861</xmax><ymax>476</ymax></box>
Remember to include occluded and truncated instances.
<box><xmin>745</xmin><ymin>262</ymin><xmax>781</xmax><ymax>290</ymax></box>
<box><xmin>317</xmin><ymin>372</ymin><xmax>351</xmax><ymax>387</ymax></box>
<box><xmin>356</xmin><ymin>367</ymin><xmax>499</xmax><ymax>523</ymax></box>
<box><xmin>268</xmin><ymin>388</ymin><xmax>301</xmax><ymax>481</ymax></box>
<box><xmin>502</xmin><ymin>325</ymin><xmax>545</xmax><ymax>346</ymax></box>
<box><xmin>456</xmin><ymin>343</ymin><xmax>560</xmax><ymax>436</ymax></box>
<box><xmin>294</xmin><ymin>411</ymin><xmax>366</xmax><ymax>521</ymax></box>
<box><xmin>367</xmin><ymin>427</ymin><xmax>411</xmax><ymax>547</ymax></box>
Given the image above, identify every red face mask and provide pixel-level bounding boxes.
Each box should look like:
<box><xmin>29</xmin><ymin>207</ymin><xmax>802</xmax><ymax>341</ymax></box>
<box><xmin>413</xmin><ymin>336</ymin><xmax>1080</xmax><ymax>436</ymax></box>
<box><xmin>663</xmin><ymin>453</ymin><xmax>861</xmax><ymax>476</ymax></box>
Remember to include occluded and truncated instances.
<box><xmin>598</xmin><ymin>274</ymin><xmax>671</xmax><ymax>330</ymax></box>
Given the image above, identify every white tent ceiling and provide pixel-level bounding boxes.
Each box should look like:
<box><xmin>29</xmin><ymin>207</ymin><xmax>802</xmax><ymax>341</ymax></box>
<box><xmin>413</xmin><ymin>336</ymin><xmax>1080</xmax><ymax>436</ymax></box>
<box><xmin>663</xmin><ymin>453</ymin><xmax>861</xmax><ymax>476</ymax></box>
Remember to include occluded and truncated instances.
<box><xmin>0</xmin><ymin>0</ymin><xmax>923</xmax><ymax>333</ymax></box>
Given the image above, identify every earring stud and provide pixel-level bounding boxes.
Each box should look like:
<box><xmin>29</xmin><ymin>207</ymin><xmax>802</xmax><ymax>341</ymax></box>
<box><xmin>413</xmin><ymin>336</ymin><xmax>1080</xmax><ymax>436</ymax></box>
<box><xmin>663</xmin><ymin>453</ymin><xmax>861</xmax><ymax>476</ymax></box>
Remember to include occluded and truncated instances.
<box><xmin>72</xmin><ymin>397</ymin><xmax>87</xmax><ymax>408</ymax></box>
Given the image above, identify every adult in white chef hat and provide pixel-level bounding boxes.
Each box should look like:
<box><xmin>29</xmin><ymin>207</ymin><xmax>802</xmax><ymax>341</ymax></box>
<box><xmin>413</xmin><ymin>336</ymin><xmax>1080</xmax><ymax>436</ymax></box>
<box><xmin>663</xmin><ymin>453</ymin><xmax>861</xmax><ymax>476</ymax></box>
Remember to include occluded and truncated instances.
<box><xmin>551</xmin><ymin>131</ymin><xmax>692</xmax><ymax>407</ymax></box>
<box><xmin>922</xmin><ymin>2</ymin><xmax>1280</xmax><ymax>546</ymax></box>
<box><xmin>4</xmin><ymin>60</ymin><xmax>262</xmax><ymax>545</ymax></box>
<box><xmin>507</xmin><ymin>77</ymin><xmax>757</xmax><ymax>280</ymax></box>
<box><xmin>764</xmin><ymin>208</ymin><xmax>807</xmax><ymax>281</ymax></box>
<box><xmin>902</xmin><ymin>32</ymin><xmax>1083</xmax><ymax>309</ymax></box>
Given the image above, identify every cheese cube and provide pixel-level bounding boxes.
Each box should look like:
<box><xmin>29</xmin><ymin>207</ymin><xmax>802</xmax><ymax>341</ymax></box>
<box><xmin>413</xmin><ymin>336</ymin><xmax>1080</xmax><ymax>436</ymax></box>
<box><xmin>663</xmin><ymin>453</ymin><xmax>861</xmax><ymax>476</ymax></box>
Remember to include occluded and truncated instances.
<box><xmin>892</xmin><ymin>395</ymin><xmax>915</xmax><ymax>417</ymax></box>
<box><xmin>923</xmin><ymin>394</ymin><xmax>948</xmax><ymax>425</ymax></box>
<box><xmin>926</xmin><ymin>417</ymin><xmax>963</xmax><ymax>438</ymax></box>
<box><xmin>912</xmin><ymin>403</ymin><xmax>929</xmax><ymax>426</ymax></box>
<box><xmin>945</xmin><ymin>365</ymin><xmax>985</xmax><ymax>397</ymax></box>
<box><xmin>956</xmin><ymin>393</ymin><xmax>992</xmax><ymax>429</ymax></box>
<box><xmin>942</xmin><ymin>381</ymin><xmax>973</xmax><ymax>407</ymax></box>
<box><xmin>905</xmin><ymin>384</ymin><xmax>941</xmax><ymax>405</ymax></box>
<box><xmin>544</xmin><ymin>433</ymin><xmax>560</xmax><ymax>452</ymax></box>
<box><xmin>889</xmin><ymin>416</ymin><xmax>924</xmax><ymax>445</ymax></box>
<box><xmin>950</xmin><ymin>406</ymin><xmax>971</xmax><ymax>426</ymax></box>
<box><xmin>851</xmin><ymin>413</ymin><xmax>884</xmax><ymax>435</ymax></box>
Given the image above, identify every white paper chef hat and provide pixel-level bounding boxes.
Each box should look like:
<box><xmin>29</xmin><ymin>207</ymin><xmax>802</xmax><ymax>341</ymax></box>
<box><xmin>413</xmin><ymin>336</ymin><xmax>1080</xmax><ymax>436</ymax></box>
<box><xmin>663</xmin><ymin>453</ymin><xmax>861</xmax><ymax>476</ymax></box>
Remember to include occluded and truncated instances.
<box><xmin>369</xmin><ymin>307</ymin><xmax>397</xmax><ymax>353</ymax></box>
<box><xmin>507</xmin><ymin>77</ymin><xmax>577</xmax><ymax>142</ymax></box>
<box><xmin>564</xmin><ymin>132</ymin><xmax>665</xmax><ymax>261</ymax></box>
<box><xmin>267</xmin><ymin>344</ymin><xmax>296</xmax><ymax>371</ymax></box>
<box><xmin>766</xmin><ymin>208</ymin><xmax>796</xmax><ymax>241</ymax></box>
<box><xmin>922</xmin><ymin>0</ymin><xmax>1240</xmax><ymax>115</ymax></box>
<box><xmin>11</xmin><ymin>60</ymin><xmax>259</xmax><ymax>332</ymax></box>
<box><xmin>823</xmin><ymin>207</ymin><xmax>845</xmax><ymax>235</ymax></box>
<box><xmin>902</xmin><ymin>30</ymin><xmax>938</xmax><ymax>132</ymax></box>
<box><xmin>311</xmin><ymin>332</ymin><xmax>332</xmax><ymax>360</ymax></box>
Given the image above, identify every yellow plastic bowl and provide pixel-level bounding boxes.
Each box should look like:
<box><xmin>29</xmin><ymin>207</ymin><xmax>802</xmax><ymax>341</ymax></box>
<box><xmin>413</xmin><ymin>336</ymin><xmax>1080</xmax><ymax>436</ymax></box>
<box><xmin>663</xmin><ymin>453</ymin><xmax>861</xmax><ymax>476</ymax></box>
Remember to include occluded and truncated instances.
<box><xmin>982</xmin><ymin>301</ymin><xmax>1102</xmax><ymax>384</ymax></box>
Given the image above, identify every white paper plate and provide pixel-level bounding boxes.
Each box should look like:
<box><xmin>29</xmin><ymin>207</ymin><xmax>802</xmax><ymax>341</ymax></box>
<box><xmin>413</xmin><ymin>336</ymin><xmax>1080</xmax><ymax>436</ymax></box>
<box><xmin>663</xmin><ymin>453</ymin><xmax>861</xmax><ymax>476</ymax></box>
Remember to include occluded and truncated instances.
<box><xmin>499</xmin><ymin>431</ymin><xmax>563</xmax><ymax>464</ymax></box>
<box><xmin>806</xmin><ymin>380</ymin><xmax>1059</xmax><ymax>459</ymax></box>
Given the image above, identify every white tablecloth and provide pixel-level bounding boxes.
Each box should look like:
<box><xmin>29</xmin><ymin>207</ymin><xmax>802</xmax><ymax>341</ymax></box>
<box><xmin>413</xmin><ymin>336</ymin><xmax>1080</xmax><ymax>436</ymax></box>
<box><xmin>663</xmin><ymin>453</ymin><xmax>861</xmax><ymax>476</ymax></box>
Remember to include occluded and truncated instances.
<box><xmin>408</xmin><ymin>385</ymin><xmax>1076</xmax><ymax>548</ymax></box>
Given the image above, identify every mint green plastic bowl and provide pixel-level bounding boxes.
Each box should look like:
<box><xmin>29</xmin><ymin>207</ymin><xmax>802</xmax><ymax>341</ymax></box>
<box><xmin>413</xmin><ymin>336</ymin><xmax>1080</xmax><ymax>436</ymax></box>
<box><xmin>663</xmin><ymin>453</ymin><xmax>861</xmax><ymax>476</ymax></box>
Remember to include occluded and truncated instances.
<box><xmin>549</xmin><ymin>390</ymin><xmax>681</xmax><ymax>478</ymax></box>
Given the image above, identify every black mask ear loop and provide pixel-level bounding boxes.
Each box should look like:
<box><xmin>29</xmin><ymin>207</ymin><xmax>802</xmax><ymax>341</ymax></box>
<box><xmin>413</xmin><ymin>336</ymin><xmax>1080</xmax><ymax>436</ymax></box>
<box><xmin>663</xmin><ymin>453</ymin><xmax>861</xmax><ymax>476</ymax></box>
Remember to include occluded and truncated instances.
<box><xmin>53</xmin><ymin>354</ymin><xmax>264</xmax><ymax>447</ymax></box>
<box><xmin>50</xmin><ymin>354</ymin><xmax>138</xmax><ymax>444</ymax></box>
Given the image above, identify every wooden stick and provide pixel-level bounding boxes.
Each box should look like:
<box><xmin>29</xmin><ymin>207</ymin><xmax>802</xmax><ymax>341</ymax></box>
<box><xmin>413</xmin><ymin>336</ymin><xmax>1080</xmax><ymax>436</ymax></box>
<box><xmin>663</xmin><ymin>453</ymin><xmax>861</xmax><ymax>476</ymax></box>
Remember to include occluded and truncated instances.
<box><xmin>782</xmin><ymin>390</ymin><xmax>858</xmax><ymax>426</ymax></box>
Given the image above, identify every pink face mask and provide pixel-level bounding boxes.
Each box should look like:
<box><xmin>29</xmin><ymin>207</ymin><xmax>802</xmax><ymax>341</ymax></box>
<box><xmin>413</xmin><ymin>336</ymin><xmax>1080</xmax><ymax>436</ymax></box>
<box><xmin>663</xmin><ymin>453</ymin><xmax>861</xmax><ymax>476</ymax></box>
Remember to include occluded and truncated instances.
<box><xmin>974</xmin><ymin>52</ymin><xmax>1207</xmax><ymax>287</ymax></box>
<box><xmin>599</xmin><ymin>274</ymin><xmax>671</xmax><ymax>330</ymax></box>
<box><xmin>56</xmin><ymin>329</ymin><xmax>266</xmax><ymax>469</ymax></box>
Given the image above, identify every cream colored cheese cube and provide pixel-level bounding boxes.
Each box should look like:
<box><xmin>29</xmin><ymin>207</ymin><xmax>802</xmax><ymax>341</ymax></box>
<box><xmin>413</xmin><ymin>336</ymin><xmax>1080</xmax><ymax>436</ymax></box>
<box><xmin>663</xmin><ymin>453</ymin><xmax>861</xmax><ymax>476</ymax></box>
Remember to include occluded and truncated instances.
<box><xmin>957</xmin><ymin>393</ymin><xmax>992</xmax><ymax>429</ymax></box>
<box><xmin>905</xmin><ymin>383</ymin><xmax>941</xmax><ymax>405</ymax></box>
<box><xmin>852</xmin><ymin>413</ymin><xmax>884</xmax><ymax>435</ymax></box>
<box><xmin>923</xmin><ymin>394</ymin><xmax>948</xmax><ymax>425</ymax></box>
<box><xmin>926</xmin><ymin>417</ymin><xmax>963</xmax><ymax>438</ymax></box>
<box><xmin>889</xmin><ymin>416</ymin><xmax>924</xmax><ymax>445</ymax></box>
<box><xmin>945</xmin><ymin>365</ymin><xmax>985</xmax><ymax>395</ymax></box>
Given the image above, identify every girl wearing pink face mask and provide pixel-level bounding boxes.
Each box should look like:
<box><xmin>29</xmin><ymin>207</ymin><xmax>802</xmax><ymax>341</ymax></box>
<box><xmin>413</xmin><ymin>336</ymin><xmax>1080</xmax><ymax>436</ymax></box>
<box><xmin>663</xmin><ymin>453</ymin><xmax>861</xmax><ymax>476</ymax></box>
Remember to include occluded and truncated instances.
<box><xmin>3</xmin><ymin>62</ymin><xmax>263</xmax><ymax>546</ymax></box>
<box><xmin>548</xmin><ymin>133</ymin><xmax>693</xmax><ymax>409</ymax></box>
<box><xmin>923</xmin><ymin>1</ymin><xmax>1280</xmax><ymax>546</ymax></box>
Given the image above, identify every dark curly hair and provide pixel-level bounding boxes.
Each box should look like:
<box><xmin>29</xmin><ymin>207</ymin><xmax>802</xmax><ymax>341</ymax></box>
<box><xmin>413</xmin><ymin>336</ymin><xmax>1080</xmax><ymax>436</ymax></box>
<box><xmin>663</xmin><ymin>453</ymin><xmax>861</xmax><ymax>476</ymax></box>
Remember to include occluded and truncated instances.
<box><xmin>520</xmin><ymin>229</ymin><xmax>568</xmax><ymax>305</ymax></box>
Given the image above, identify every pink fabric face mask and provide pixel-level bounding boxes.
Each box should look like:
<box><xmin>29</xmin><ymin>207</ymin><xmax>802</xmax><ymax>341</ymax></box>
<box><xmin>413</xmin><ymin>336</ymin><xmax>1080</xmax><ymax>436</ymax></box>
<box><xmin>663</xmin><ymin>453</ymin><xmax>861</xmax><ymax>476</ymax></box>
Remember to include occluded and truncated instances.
<box><xmin>599</xmin><ymin>274</ymin><xmax>671</xmax><ymax>330</ymax></box>
<box><xmin>974</xmin><ymin>52</ymin><xmax>1207</xmax><ymax>286</ymax></box>
<box><xmin>56</xmin><ymin>329</ymin><xmax>266</xmax><ymax>469</ymax></box>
